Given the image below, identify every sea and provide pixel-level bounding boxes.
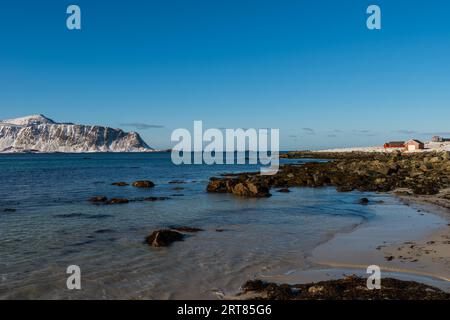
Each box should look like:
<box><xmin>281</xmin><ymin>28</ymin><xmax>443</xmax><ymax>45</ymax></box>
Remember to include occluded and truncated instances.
<box><xmin>0</xmin><ymin>152</ymin><xmax>443</xmax><ymax>299</ymax></box>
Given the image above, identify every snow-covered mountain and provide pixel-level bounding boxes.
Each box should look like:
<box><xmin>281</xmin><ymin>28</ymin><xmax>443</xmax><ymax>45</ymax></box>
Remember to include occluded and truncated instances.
<box><xmin>0</xmin><ymin>115</ymin><xmax>154</xmax><ymax>153</ymax></box>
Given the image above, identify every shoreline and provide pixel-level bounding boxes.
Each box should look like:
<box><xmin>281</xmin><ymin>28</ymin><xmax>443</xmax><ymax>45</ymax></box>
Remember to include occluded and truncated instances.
<box><xmin>209</xmin><ymin>151</ymin><xmax>450</xmax><ymax>297</ymax></box>
<box><xmin>230</xmin><ymin>192</ymin><xmax>450</xmax><ymax>299</ymax></box>
<box><xmin>310</xmin><ymin>200</ymin><xmax>450</xmax><ymax>287</ymax></box>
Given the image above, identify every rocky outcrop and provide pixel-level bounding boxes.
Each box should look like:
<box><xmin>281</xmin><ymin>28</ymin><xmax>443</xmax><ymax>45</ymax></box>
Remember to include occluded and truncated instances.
<box><xmin>0</xmin><ymin>114</ymin><xmax>153</xmax><ymax>153</ymax></box>
<box><xmin>238</xmin><ymin>276</ymin><xmax>450</xmax><ymax>300</ymax></box>
<box><xmin>207</xmin><ymin>176</ymin><xmax>271</xmax><ymax>198</ymax></box>
<box><xmin>208</xmin><ymin>151</ymin><xmax>450</xmax><ymax>197</ymax></box>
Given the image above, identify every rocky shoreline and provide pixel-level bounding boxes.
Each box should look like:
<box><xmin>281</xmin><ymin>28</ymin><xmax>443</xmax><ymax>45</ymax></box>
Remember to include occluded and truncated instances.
<box><xmin>207</xmin><ymin>151</ymin><xmax>450</xmax><ymax>210</ymax></box>
<box><xmin>208</xmin><ymin>150</ymin><xmax>450</xmax><ymax>299</ymax></box>
<box><xmin>237</xmin><ymin>276</ymin><xmax>450</xmax><ymax>300</ymax></box>
<box><xmin>79</xmin><ymin>152</ymin><xmax>450</xmax><ymax>299</ymax></box>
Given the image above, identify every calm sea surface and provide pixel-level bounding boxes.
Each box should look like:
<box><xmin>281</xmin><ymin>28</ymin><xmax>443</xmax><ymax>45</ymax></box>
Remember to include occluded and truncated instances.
<box><xmin>0</xmin><ymin>153</ymin><xmax>429</xmax><ymax>299</ymax></box>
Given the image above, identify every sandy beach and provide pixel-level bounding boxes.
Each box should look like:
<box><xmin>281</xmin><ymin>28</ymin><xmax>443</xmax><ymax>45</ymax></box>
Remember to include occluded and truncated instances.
<box><xmin>225</xmin><ymin>150</ymin><xmax>450</xmax><ymax>297</ymax></box>
<box><xmin>230</xmin><ymin>194</ymin><xmax>450</xmax><ymax>300</ymax></box>
<box><xmin>310</xmin><ymin>199</ymin><xmax>450</xmax><ymax>288</ymax></box>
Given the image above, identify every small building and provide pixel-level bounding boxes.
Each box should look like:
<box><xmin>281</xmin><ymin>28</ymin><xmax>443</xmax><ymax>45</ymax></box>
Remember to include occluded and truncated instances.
<box><xmin>384</xmin><ymin>141</ymin><xmax>405</xmax><ymax>149</ymax></box>
<box><xmin>405</xmin><ymin>139</ymin><xmax>425</xmax><ymax>151</ymax></box>
<box><xmin>432</xmin><ymin>136</ymin><xmax>450</xmax><ymax>142</ymax></box>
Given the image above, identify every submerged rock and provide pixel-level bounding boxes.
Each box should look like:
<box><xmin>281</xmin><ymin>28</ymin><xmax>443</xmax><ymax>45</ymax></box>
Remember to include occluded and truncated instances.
<box><xmin>132</xmin><ymin>180</ymin><xmax>155</xmax><ymax>188</ymax></box>
<box><xmin>359</xmin><ymin>198</ymin><xmax>370</xmax><ymax>205</ymax></box>
<box><xmin>144</xmin><ymin>196</ymin><xmax>170</xmax><ymax>201</ymax></box>
<box><xmin>106</xmin><ymin>198</ymin><xmax>129</xmax><ymax>205</ymax></box>
<box><xmin>89</xmin><ymin>196</ymin><xmax>107</xmax><ymax>203</ymax></box>
<box><xmin>277</xmin><ymin>188</ymin><xmax>291</xmax><ymax>193</ymax></box>
<box><xmin>94</xmin><ymin>229</ymin><xmax>115</xmax><ymax>234</ymax></box>
<box><xmin>112</xmin><ymin>182</ymin><xmax>129</xmax><ymax>186</ymax></box>
<box><xmin>169</xmin><ymin>226</ymin><xmax>204</xmax><ymax>233</ymax></box>
<box><xmin>169</xmin><ymin>180</ymin><xmax>186</xmax><ymax>184</ymax></box>
<box><xmin>145</xmin><ymin>229</ymin><xmax>184</xmax><ymax>247</ymax></box>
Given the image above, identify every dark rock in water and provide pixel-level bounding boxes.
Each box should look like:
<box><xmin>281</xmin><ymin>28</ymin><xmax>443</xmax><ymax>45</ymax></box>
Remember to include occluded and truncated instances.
<box><xmin>172</xmin><ymin>187</ymin><xmax>184</xmax><ymax>191</ymax></box>
<box><xmin>207</xmin><ymin>177</ymin><xmax>271</xmax><ymax>198</ymax></box>
<box><xmin>112</xmin><ymin>182</ymin><xmax>129</xmax><ymax>186</ymax></box>
<box><xmin>86</xmin><ymin>214</ymin><xmax>113</xmax><ymax>219</ymax></box>
<box><xmin>206</xmin><ymin>178</ymin><xmax>230</xmax><ymax>193</ymax></box>
<box><xmin>3</xmin><ymin>208</ymin><xmax>16</xmax><ymax>213</ymax></box>
<box><xmin>106</xmin><ymin>198</ymin><xmax>129</xmax><ymax>205</ymax></box>
<box><xmin>94</xmin><ymin>229</ymin><xmax>115</xmax><ymax>234</ymax></box>
<box><xmin>145</xmin><ymin>229</ymin><xmax>184</xmax><ymax>247</ymax></box>
<box><xmin>359</xmin><ymin>198</ymin><xmax>370</xmax><ymax>205</ymax></box>
<box><xmin>144</xmin><ymin>196</ymin><xmax>170</xmax><ymax>201</ymax></box>
<box><xmin>132</xmin><ymin>180</ymin><xmax>155</xmax><ymax>188</ymax></box>
<box><xmin>232</xmin><ymin>180</ymin><xmax>271</xmax><ymax>197</ymax></box>
<box><xmin>171</xmin><ymin>194</ymin><xmax>184</xmax><ymax>197</ymax></box>
<box><xmin>169</xmin><ymin>180</ymin><xmax>186</xmax><ymax>184</ymax></box>
<box><xmin>239</xmin><ymin>275</ymin><xmax>450</xmax><ymax>300</ymax></box>
<box><xmin>89</xmin><ymin>196</ymin><xmax>107</xmax><ymax>203</ymax></box>
<box><xmin>70</xmin><ymin>240</ymin><xmax>96</xmax><ymax>247</ymax></box>
<box><xmin>54</xmin><ymin>213</ymin><xmax>89</xmax><ymax>218</ymax></box>
<box><xmin>215</xmin><ymin>229</ymin><xmax>225</xmax><ymax>232</ymax></box>
<box><xmin>277</xmin><ymin>188</ymin><xmax>291</xmax><ymax>193</ymax></box>
<box><xmin>169</xmin><ymin>226</ymin><xmax>204</xmax><ymax>233</ymax></box>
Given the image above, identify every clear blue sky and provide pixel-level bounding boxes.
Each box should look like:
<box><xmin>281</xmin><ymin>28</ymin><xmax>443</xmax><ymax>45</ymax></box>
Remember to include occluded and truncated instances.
<box><xmin>1</xmin><ymin>0</ymin><xmax>449</xmax><ymax>150</ymax></box>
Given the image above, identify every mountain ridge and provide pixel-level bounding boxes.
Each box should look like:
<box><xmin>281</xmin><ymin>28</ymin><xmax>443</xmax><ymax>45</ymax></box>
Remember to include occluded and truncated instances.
<box><xmin>0</xmin><ymin>115</ymin><xmax>154</xmax><ymax>153</ymax></box>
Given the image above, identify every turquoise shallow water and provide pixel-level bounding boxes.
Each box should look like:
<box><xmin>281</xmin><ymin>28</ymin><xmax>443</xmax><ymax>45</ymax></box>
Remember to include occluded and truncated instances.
<box><xmin>0</xmin><ymin>153</ymin><xmax>428</xmax><ymax>299</ymax></box>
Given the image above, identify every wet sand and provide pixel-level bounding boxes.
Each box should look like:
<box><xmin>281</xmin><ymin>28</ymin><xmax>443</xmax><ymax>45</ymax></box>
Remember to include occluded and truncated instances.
<box><xmin>307</xmin><ymin>197</ymin><xmax>450</xmax><ymax>291</ymax></box>
<box><xmin>241</xmin><ymin>194</ymin><xmax>450</xmax><ymax>296</ymax></box>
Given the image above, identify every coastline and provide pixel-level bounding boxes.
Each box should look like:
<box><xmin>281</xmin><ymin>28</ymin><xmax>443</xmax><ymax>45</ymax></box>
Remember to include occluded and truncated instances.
<box><xmin>210</xmin><ymin>150</ymin><xmax>450</xmax><ymax>297</ymax></box>
<box><xmin>309</xmin><ymin>195</ymin><xmax>450</xmax><ymax>286</ymax></box>
<box><xmin>229</xmin><ymin>192</ymin><xmax>450</xmax><ymax>299</ymax></box>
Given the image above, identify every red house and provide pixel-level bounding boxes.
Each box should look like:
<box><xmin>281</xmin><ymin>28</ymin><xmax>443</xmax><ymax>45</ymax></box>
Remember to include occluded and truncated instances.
<box><xmin>384</xmin><ymin>141</ymin><xmax>405</xmax><ymax>149</ymax></box>
<box><xmin>405</xmin><ymin>139</ymin><xmax>425</xmax><ymax>151</ymax></box>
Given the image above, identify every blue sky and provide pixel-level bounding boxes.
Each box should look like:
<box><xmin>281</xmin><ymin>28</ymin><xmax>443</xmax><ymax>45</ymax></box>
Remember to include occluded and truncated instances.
<box><xmin>1</xmin><ymin>0</ymin><xmax>449</xmax><ymax>150</ymax></box>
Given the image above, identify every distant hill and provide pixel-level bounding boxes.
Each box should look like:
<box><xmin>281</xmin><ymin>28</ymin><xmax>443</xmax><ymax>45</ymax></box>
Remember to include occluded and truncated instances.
<box><xmin>0</xmin><ymin>115</ymin><xmax>153</xmax><ymax>153</ymax></box>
